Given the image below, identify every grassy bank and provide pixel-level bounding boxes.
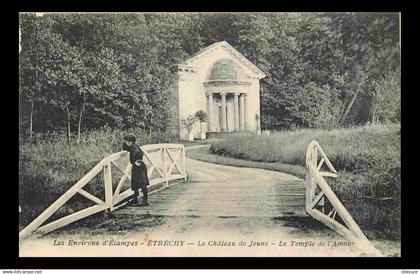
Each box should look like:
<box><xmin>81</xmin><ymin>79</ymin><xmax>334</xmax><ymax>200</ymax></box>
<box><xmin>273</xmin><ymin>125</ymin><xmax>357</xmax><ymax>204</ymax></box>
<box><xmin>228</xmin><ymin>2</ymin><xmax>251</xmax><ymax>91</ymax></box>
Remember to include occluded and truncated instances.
<box><xmin>187</xmin><ymin>148</ymin><xmax>307</xmax><ymax>178</ymax></box>
<box><xmin>203</xmin><ymin>123</ymin><xmax>401</xmax><ymax>240</ymax></box>
<box><xmin>19</xmin><ymin>127</ymin><xmax>177</xmax><ymax>228</ymax></box>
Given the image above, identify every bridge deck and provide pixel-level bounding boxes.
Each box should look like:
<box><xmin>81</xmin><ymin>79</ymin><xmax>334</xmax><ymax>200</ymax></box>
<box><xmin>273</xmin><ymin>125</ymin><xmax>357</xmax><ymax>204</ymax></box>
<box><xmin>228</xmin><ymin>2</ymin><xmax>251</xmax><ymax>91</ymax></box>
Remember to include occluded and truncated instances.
<box><xmin>114</xmin><ymin>158</ymin><xmax>307</xmax><ymax>218</ymax></box>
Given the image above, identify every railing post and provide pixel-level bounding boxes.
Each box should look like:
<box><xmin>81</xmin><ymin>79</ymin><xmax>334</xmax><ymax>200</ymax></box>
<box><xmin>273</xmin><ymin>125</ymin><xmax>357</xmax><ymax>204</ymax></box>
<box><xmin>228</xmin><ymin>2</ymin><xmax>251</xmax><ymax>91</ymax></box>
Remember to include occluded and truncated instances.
<box><xmin>305</xmin><ymin>170</ymin><xmax>312</xmax><ymax>212</ymax></box>
<box><xmin>311</xmin><ymin>145</ymin><xmax>318</xmax><ymax>201</ymax></box>
<box><xmin>305</xmin><ymin>141</ymin><xmax>317</xmax><ymax>211</ymax></box>
<box><xmin>104</xmin><ymin>163</ymin><xmax>113</xmax><ymax>210</ymax></box>
<box><xmin>182</xmin><ymin>147</ymin><xmax>187</xmax><ymax>181</ymax></box>
<box><xmin>162</xmin><ymin>148</ymin><xmax>168</xmax><ymax>187</ymax></box>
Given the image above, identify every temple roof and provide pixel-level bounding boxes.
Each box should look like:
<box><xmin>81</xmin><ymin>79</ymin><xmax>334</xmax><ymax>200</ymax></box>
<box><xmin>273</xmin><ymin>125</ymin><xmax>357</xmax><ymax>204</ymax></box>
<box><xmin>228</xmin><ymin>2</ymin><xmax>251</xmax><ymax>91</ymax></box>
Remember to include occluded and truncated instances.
<box><xmin>179</xmin><ymin>41</ymin><xmax>266</xmax><ymax>79</ymax></box>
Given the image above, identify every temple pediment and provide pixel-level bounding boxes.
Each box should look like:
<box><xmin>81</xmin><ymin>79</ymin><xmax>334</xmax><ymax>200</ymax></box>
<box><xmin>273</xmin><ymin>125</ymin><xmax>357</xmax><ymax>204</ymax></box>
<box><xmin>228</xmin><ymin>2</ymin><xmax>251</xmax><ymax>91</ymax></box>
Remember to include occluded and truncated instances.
<box><xmin>178</xmin><ymin>41</ymin><xmax>266</xmax><ymax>80</ymax></box>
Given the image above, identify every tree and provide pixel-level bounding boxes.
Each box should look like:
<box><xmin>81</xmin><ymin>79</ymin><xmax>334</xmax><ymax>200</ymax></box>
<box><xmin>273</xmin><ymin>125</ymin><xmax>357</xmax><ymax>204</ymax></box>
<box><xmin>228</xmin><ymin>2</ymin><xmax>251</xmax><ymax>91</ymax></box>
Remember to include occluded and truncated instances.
<box><xmin>369</xmin><ymin>71</ymin><xmax>400</xmax><ymax>124</ymax></box>
<box><xmin>195</xmin><ymin>110</ymin><xmax>207</xmax><ymax>136</ymax></box>
<box><xmin>19</xmin><ymin>13</ymin><xmax>400</xmax><ymax>139</ymax></box>
<box><xmin>19</xmin><ymin>14</ymin><xmax>52</xmax><ymax>138</ymax></box>
<box><xmin>326</xmin><ymin>13</ymin><xmax>400</xmax><ymax>126</ymax></box>
<box><xmin>180</xmin><ymin>115</ymin><xmax>197</xmax><ymax>134</ymax></box>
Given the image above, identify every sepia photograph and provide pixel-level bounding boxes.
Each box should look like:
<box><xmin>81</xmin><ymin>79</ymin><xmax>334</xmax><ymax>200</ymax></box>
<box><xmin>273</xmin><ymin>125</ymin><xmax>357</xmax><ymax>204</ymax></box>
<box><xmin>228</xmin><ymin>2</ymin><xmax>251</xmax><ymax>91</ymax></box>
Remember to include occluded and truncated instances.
<box><xmin>18</xmin><ymin>12</ymin><xmax>401</xmax><ymax>258</ymax></box>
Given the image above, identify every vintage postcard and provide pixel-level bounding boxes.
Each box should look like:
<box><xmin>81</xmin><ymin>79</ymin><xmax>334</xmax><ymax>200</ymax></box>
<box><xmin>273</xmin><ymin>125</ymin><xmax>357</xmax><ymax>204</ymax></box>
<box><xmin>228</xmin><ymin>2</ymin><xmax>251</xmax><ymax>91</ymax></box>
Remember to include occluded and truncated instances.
<box><xmin>18</xmin><ymin>12</ymin><xmax>401</xmax><ymax>257</ymax></box>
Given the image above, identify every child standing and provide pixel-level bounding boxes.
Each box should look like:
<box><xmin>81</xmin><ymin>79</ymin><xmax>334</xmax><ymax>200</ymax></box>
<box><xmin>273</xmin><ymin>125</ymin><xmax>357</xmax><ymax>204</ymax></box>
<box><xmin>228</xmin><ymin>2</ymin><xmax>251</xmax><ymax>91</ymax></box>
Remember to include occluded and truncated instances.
<box><xmin>123</xmin><ymin>133</ymin><xmax>150</xmax><ymax>206</ymax></box>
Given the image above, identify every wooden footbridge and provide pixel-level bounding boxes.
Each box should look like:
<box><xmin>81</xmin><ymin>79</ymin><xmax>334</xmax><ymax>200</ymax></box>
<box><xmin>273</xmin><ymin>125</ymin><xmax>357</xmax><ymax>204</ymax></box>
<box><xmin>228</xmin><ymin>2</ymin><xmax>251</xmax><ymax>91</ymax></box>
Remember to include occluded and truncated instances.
<box><xmin>19</xmin><ymin>141</ymin><xmax>382</xmax><ymax>256</ymax></box>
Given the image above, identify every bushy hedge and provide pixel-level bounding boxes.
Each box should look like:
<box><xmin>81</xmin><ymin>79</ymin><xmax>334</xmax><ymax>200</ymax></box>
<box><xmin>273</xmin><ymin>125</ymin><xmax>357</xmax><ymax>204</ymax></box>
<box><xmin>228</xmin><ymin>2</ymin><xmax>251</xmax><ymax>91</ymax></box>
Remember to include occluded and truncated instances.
<box><xmin>19</xmin><ymin>127</ymin><xmax>177</xmax><ymax>227</ymax></box>
<box><xmin>210</xmin><ymin>123</ymin><xmax>401</xmax><ymax>239</ymax></box>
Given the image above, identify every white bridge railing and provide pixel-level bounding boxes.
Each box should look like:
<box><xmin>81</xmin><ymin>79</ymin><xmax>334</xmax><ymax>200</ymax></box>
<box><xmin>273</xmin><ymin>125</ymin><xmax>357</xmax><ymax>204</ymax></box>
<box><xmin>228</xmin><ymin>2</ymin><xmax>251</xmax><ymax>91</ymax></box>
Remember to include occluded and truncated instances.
<box><xmin>19</xmin><ymin>143</ymin><xmax>187</xmax><ymax>240</ymax></box>
<box><xmin>305</xmin><ymin>140</ymin><xmax>382</xmax><ymax>256</ymax></box>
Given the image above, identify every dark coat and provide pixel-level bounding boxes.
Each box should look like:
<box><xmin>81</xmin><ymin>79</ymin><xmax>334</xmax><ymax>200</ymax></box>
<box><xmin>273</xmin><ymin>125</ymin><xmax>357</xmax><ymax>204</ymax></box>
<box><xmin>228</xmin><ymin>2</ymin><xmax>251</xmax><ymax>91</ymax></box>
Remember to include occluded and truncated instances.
<box><xmin>123</xmin><ymin>142</ymin><xmax>150</xmax><ymax>190</ymax></box>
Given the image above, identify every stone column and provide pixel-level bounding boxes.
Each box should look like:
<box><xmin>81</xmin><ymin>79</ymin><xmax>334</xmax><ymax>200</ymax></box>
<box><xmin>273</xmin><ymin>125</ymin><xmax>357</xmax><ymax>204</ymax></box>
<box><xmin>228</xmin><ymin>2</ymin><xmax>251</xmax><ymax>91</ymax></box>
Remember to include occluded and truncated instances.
<box><xmin>234</xmin><ymin>92</ymin><xmax>240</xmax><ymax>132</ymax></box>
<box><xmin>220</xmin><ymin>92</ymin><xmax>227</xmax><ymax>132</ymax></box>
<box><xmin>240</xmin><ymin>94</ymin><xmax>245</xmax><ymax>132</ymax></box>
<box><xmin>207</xmin><ymin>92</ymin><xmax>213</xmax><ymax>132</ymax></box>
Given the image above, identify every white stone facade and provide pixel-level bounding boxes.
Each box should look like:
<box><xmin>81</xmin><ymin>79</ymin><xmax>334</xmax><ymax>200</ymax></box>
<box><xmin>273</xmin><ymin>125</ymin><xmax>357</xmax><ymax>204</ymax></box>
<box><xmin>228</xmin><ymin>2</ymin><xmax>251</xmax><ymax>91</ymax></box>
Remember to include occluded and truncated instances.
<box><xmin>176</xmin><ymin>41</ymin><xmax>266</xmax><ymax>140</ymax></box>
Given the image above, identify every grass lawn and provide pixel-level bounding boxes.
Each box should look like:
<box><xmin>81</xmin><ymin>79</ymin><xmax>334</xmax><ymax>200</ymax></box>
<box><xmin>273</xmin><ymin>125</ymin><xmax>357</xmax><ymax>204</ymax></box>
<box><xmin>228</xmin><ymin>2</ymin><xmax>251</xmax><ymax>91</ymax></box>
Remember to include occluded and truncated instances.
<box><xmin>187</xmin><ymin>146</ymin><xmax>307</xmax><ymax>179</ymax></box>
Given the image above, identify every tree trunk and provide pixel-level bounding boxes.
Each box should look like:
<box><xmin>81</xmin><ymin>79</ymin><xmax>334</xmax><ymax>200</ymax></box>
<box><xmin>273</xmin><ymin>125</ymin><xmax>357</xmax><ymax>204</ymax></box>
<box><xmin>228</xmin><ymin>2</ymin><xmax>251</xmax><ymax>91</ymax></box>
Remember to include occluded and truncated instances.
<box><xmin>77</xmin><ymin>106</ymin><xmax>83</xmax><ymax>144</ymax></box>
<box><xmin>340</xmin><ymin>87</ymin><xmax>361</xmax><ymax>126</ymax></box>
<box><xmin>66</xmin><ymin>105</ymin><xmax>71</xmax><ymax>145</ymax></box>
<box><xmin>338</xmin><ymin>99</ymin><xmax>348</xmax><ymax>124</ymax></box>
<box><xmin>149</xmin><ymin>113</ymin><xmax>153</xmax><ymax>134</ymax></box>
<box><xmin>371</xmin><ymin>112</ymin><xmax>377</xmax><ymax>124</ymax></box>
<box><xmin>77</xmin><ymin>93</ymin><xmax>85</xmax><ymax>144</ymax></box>
<box><xmin>29</xmin><ymin>98</ymin><xmax>34</xmax><ymax>139</ymax></box>
<box><xmin>340</xmin><ymin>65</ymin><xmax>362</xmax><ymax>126</ymax></box>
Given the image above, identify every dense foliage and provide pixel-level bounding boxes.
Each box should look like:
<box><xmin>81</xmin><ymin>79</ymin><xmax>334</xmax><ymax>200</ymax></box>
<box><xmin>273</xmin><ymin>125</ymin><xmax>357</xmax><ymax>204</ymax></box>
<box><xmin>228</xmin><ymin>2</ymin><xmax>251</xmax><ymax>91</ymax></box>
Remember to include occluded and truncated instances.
<box><xmin>19</xmin><ymin>13</ymin><xmax>400</xmax><ymax>140</ymax></box>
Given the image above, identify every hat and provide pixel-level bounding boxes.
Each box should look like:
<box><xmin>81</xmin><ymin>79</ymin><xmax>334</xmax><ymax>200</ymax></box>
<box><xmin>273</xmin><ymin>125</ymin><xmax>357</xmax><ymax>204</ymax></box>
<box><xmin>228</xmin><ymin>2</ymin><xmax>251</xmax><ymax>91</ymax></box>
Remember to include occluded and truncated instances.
<box><xmin>123</xmin><ymin>133</ymin><xmax>136</xmax><ymax>142</ymax></box>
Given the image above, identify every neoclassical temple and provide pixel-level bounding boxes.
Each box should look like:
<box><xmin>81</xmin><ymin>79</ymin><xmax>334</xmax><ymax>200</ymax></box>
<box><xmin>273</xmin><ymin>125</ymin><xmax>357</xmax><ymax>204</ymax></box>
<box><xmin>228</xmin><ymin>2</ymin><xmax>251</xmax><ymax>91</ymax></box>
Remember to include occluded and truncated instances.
<box><xmin>172</xmin><ymin>41</ymin><xmax>266</xmax><ymax>140</ymax></box>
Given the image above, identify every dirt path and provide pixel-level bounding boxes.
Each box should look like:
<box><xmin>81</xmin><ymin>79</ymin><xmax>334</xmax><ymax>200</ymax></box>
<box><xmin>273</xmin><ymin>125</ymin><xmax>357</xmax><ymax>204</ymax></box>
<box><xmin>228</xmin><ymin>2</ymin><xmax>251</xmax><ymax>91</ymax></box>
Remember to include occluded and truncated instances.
<box><xmin>20</xmin><ymin>157</ymin><xmax>373</xmax><ymax>257</ymax></box>
<box><xmin>187</xmin><ymin>157</ymin><xmax>299</xmax><ymax>182</ymax></box>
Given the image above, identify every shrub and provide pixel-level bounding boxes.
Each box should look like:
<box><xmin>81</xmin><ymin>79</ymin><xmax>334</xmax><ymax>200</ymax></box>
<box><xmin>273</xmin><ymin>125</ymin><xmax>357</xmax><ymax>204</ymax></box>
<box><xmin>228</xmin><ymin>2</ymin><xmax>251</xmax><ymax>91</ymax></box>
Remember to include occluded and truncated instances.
<box><xmin>180</xmin><ymin>115</ymin><xmax>197</xmax><ymax>134</ymax></box>
<box><xmin>195</xmin><ymin>110</ymin><xmax>207</xmax><ymax>135</ymax></box>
